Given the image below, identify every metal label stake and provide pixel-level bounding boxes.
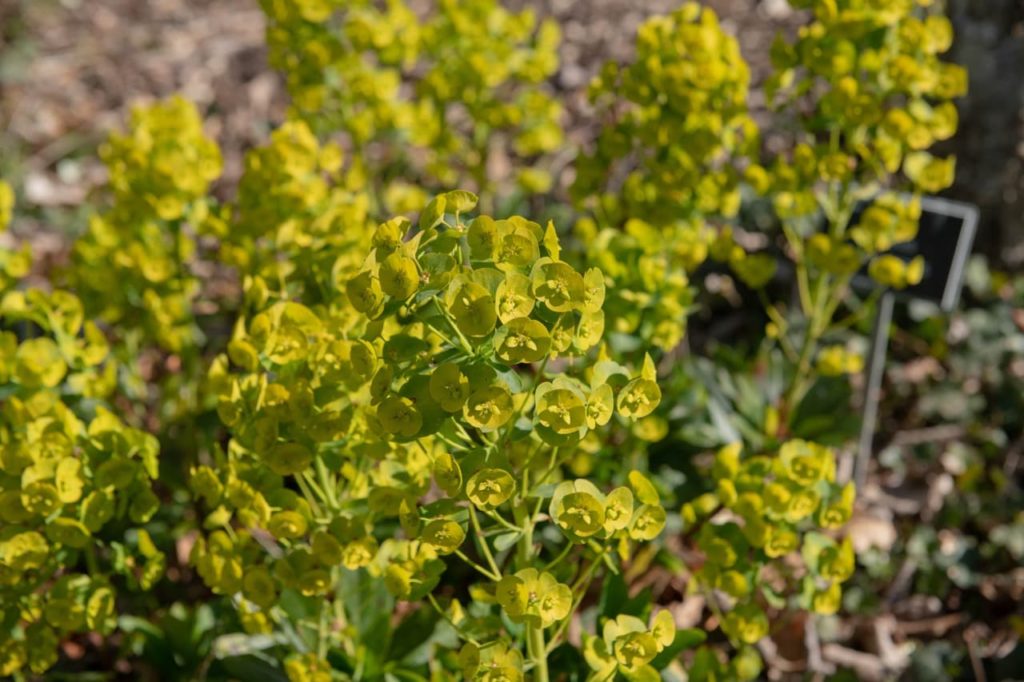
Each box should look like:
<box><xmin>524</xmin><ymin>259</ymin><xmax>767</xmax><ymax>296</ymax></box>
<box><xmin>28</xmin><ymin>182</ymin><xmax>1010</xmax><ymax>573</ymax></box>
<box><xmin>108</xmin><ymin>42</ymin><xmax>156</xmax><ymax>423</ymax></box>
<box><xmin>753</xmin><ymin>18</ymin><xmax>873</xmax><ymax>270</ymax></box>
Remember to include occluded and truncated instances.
<box><xmin>849</xmin><ymin>196</ymin><xmax>979</xmax><ymax>489</ymax></box>
<box><xmin>854</xmin><ymin>291</ymin><xmax>894</xmax><ymax>490</ymax></box>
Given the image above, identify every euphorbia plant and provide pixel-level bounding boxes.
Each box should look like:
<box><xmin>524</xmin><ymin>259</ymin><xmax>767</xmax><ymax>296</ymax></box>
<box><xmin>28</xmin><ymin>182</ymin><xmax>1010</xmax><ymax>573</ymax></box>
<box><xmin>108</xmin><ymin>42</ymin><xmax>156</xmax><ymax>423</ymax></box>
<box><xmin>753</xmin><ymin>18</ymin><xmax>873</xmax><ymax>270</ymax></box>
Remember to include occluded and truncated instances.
<box><xmin>723</xmin><ymin>0</ymin><xmax>967</xmax><ymax>423</ymax></box>
<box><xmin>0</xmin><ymin>183</ymin><xmax>165</xmax><ymax>676</ymax></box>
<box><xmin>570</xmin><ymin>0</ymin><xmax>966</xmax><ymax>677</ymax></box>
<box><xmin>192</xmin><ymin>190</ymin><xmax>687</xmax><ymax>679</ymax></box>
<box><xmin>68</xmin><ymin>96</ymin><xmax>223</xmax><ymax>433</ymax></box>
<box><xmin>259</xmin><ymin>0</ymin><xmax>563</xmax><ymax>209</ymax></box>
<box><xmin>572</xmin><ymin>3</ymin><xmax>756</xmax><ymax>354</ymax></box>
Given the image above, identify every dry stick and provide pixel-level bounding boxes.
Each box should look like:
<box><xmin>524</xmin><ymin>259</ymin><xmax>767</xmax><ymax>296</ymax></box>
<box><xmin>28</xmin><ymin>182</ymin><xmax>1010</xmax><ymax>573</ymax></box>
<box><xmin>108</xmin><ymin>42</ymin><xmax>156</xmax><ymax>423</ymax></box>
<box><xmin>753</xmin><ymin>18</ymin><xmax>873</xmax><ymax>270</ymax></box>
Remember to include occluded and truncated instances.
<box><xmin>805</xmin><ymin>614</ymin><xmax>836</xmax><ymax>677</ymax></box>
<box><xmin>887</xmin><ymin>424</ymin><xmax>967</xmax><ymax>448</ymax></box>
<box><xmin>821</xmin><ymin>644</ymin><xmax>887</xmax><ymax>682</ymax></box>
<box><xmin>885</xmin><ymin>471</ymin><xmax>951</xmax><ymax>604</ymax></box>
<box><xmin>966</xmin><ymin>631</ymin><xmax>988</xmax><ymax>682</ymax></box>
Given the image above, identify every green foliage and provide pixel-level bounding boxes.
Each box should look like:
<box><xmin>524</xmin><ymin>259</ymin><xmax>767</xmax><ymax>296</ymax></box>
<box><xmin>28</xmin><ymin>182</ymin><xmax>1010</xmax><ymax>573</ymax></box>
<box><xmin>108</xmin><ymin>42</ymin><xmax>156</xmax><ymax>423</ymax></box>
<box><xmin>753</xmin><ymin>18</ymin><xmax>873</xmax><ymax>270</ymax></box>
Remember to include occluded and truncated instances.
<box><xmin>192</xmin><ymin>195</ymin><xmax>666</xmax><ymax>679</ymax></box>
<box><xmin>686</xmin><ymin>441</ymin><xmax>855</xmax><ymax>624</ymax></box>
<box><xmin>0</xmin><ymin>0</ymin><xmax>977</xmax><ymax>678</ymax></box>
<box><xmin>221</xmin><ymin>117</ymin><xmax>374</xmax><ymax>313</ymax></box>
<box><xmin>71</xmin><ymin>96</ymin><xmax>221</xmax><ymax>355</ymax></box>
<box><xmin>566</xmin><ymin>0</ymin><xmax>966</xmax><ymax>677</ymax></box>
<box><xmin>574</xmin><ymin>2</ymin><xmax>756</xmax><ymax>227</ymax></box>
<box><xmin>738</xmin><ymin>0</ymin><xmax>965</xmax><ymax>301</ymax></box>
<box><xmin>569</xmin><ymin>3</ymin><xmax>756</xmax><ymax>354</ymax></box>
<box><xmin>0</xmin><ymin>192</ymin><xmax>164</xmax><ymax>677</ymax></box>
<box><xmin>260</xmin><ymin>0</ymin><xmax>563</xmax><ymax>203</ymax></box>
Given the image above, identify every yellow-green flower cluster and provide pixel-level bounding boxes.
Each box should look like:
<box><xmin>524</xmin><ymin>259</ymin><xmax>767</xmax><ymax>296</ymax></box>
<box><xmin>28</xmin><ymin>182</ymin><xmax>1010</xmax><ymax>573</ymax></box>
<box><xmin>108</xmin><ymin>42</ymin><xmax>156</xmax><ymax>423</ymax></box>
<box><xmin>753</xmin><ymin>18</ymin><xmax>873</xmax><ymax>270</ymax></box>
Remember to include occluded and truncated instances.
<box><xmin>816</xmin><ymin>344</ymin><xmax>865</xmax><ymax>376</ymax></box>
<box><xmin>100</xmin><ymin>95</ymin><xmax>222</xmax><ymax>221</ymax></box>
<box><xmin>550</xmin><ymin>472</ymin><xmax>666</xmax><ymax>548</ymax></box>
<box><xmin>0</xmin><ymin>180</ymin><xmax>31</xmax><ymax>292</ymax></box>
<box><xmin>283</xmin><ymin>653</ymin><xmax>333</xmax><ymax>682</ymax></box>
<box><xmin>573</xmin><ymin>2</ymin><xmax>757</xmax><ymax>227</ymax></box>
<box><xmin>762</xmin><ymin>0</ymin><xmax>966</xmax><ymax>214</ymax></box>
<box><xmin>222</xmin><ymin>118</ymin><xmax>373</xmax><ymax>310</ymax></box>
<box><xmin>681</xmin><ymin>441</ymin><xmax>855</xmax><ymax>659</ymax></box>
<box><xmin>576</xmin><ymin>217</ymin><xmax>710</xmax><ymax>351</ymax></box>
<box><xmin>70</xmin><ymin>97</ymin><xmax>222</xmax><ymax>353</ymax></box>
<box><xmin>582</xmin><ymin>611</ymin><xmax>676</xmax><ymax>680</ymax></box>
<box><xmin>260</xmin><ymin>0</ymin><xmax>563</xmax><ymax>199</ymax></box>
<box><xmin>0</xmin><ymin>289</ymin><xmax>163</xmax><ymax>676</ymax></box>
<box><xmin>457</xmin><ymin>641</ymin><xmax>524</xmax><ymax>681</ymax></box>
<box><xmin>191</xmin><ymin>192</ymin><xmax>665</xmax><ymax>675</ymax></box>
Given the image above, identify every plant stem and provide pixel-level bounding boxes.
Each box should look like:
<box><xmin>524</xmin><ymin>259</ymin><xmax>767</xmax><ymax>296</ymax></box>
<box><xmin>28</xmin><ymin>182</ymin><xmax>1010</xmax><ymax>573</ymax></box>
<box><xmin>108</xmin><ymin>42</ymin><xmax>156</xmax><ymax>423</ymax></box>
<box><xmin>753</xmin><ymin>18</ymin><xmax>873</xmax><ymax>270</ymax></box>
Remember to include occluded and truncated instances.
<box><xmin>514</xmin><ymin>497</ymin><xmax>549</xmax><ymax>682</ymax></box>
<box><xmin>782</xmin><ymin>188</ymin><xmax>858</xmax><ymax>424</ymax></box>
<box><xmin>427</xmin><ymin>593</ymin><xmax>480</xmax><ymax>646</ymax></box>
<box><xmin>85</xmin><ymin>544</ymin><xmax>100</xmax><ymax>575</ymax></box>
<box><xmin>545</xmin><ymin>549</ymin><xmax>607</xmax><ymax>655</ymax></box>
<box><xmin>483</xmin><ymin>508</ymin><xmax>524</xmax><ymax>533</ymax></box>
<box><xmin>317</xmin><ymin>598</ymin><xmax>329</xmax><ymax>659</ymax></box>
<box><xmin>454</xmin><ymin>549</ymin><xmax>501</xmax><ymax>582</ymax></box>
<box><xmin>469</xmin><ymin>506</ymin><xmax>502</xmax><ymax>579</ymax></box>
<box><xmin>295</xmin><ymin>473</ymin><xmax>323</xmax><ymax>518</ymax></box>
<box><xmin>315</xmin><ymin>457</ymin><xmax>338</xmax><ymax>509</ymax></box>
<box><xmin>542</xmin><ymin>541</ymin><xmax>574</xmax><ymax>572</ymax></box>
<box><xmin>527</xmin><ymin>621</ymin><xmax>548</xmax><ymax>682</ymax></box>
<box><xmin>783</xmin><ymin>258</ymin><xmax>833</xmax><ymax>419</ymax></box>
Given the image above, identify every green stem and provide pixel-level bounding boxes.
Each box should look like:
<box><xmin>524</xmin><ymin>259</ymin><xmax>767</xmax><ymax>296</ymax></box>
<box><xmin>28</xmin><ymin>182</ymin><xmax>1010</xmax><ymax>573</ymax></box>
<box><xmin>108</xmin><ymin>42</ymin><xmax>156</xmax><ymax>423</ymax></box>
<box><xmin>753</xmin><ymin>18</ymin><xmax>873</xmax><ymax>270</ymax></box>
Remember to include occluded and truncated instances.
<box><xmin>542</xmin><ymin>541</ymin><xmax>574</xmax><ymax>572</ymax></box>
<box><xmin>527</xmin><ymin>621</ymin><xmax>548</xmax><ymax>682</ymax></box>
<box><xmin>534</xmin><ymin>447</ymin><xmax>563</xmax><ymax>490</ymax></box>
<box><xmin>315</xmin><ymin>457</ymin><xmax>338</xmax><ymax>509</ymax></box>
<box><xmin>469</xmin><ymin>506</ymin><xmax>502</xmax><ymax>579</ymax></box>
<box><xmin>545</xmin><ymin>549</ymin><xmax>607</xmax><ymax>655</ymax></box>
<box><xmin>483</xmin><ymin>509</ymin><xmax>524</xmax><ymax>533</ymax></box>
<box><xmin>295</xmin><ymin>474</ymin><xmax>323</xmax><ymax>518</ymax></box>
<box><xmin>454</xmin><ymin>549</ymin><xmax>501</xmax><ymax>582</ymax></box>
<box><xmin>427</xmin><ymin>593</ymin><xmax>480</xmax><ymax>646</ymax></box>
<box><xmin>783</xmin><ymin>187</ymin><xmax>858</xmax><ymax>422</ymax></box>
<box><xmin>432</xmin><ymin>297</ymin><xmax>475</xmax><ymax>355</ymax></box>
<box><xmin>84</xmin><ymin>544</ymin><xmax>100</xmax><ymax>576</ymax></box>
<box><xmin>831</xmin><ymin>286</ymin><xmax>883</xmax><ymax>331</ymax></box>
<box><xmin>514</xmin><ymin>498</ymin><xmax>549</xmax><ymax>682</ymax></box>
<box><xmin>783</xmin><ymin>273</ymin><xmax>828</xmax><ymax>423</ymax></box>
<box><xmin>317</xmin><ymin>598</ymin><xmax>329</xmax><ymax>659</ymax></box>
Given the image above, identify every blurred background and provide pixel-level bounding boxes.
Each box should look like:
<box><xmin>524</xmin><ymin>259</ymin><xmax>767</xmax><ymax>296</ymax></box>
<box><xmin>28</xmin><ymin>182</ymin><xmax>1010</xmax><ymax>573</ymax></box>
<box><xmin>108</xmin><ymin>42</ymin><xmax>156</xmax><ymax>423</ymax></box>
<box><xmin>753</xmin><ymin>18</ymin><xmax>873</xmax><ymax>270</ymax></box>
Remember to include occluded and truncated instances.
<box><xmin>1</xmin><ymin>0</ymin><xmax>1021</xmax><ymax>262</ymax></box>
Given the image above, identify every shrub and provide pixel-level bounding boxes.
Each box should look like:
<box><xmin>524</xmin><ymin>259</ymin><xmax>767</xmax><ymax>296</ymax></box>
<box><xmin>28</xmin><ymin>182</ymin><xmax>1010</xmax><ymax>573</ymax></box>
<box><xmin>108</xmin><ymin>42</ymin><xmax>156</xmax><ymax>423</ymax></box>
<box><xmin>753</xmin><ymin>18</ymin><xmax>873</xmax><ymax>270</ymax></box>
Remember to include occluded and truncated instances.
<box><xmin>729</xmin><ymin>0</ymin><xmax>967</xmax><ymax>420</ymax></box>
<box><xmin>0</xmin><ymin>0</ymin><xmax>972</xmax><ymax>678</ymax></box>
<box><xmin>567</xmin><ymin>0</ymin><xmax>964</xmax><ymax>675</ymax></box>
<box><xmin>68</xmin><ymin>96</ymin><xmax>224</xmax><ymax>436</ymax></box>
<box><xmin>0</xmin><ymin>185</ymin><xmax>164</xmax><ymax>676</ymax></box>
<box><xmin>260</xmin><ymin>0</ymin><xmax>563</xmax><ymax>206</ymax></box>
<box><xmin>191</xmin><ymin>193</ymin><xmax>683</xmax><ymax>678</ymax></box>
